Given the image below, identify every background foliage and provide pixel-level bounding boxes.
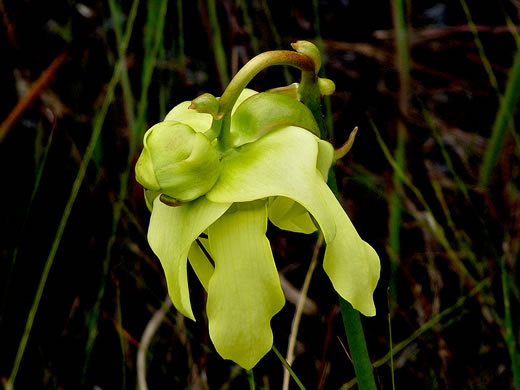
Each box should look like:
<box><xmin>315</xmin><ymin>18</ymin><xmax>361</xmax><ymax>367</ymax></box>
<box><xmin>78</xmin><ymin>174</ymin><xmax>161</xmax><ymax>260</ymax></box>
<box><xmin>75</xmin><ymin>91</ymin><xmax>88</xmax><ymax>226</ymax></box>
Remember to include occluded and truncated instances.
<box><xmin>1</xmin><ymin>0</ymin><xmax>519</xmax><ymax>388</ymax></box>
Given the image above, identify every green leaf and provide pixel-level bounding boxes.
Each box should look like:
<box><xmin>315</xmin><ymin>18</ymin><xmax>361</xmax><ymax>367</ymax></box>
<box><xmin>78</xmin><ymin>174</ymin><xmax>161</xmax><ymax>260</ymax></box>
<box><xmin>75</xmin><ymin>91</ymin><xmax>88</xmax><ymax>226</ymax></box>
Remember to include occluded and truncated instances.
<box><xmin>148</xmin><ymin>197</ymin><xmax>231</xmax><ymax>320</ymax></box>
<box><xmin>207</xmin><ymin>200</ymin><xmax>285</xmax><ymax>369</ymax></box>
<box><xmin>207</xmin><ymin>126</ymin><xmax>380</xmax><ymax>316</ymax></box>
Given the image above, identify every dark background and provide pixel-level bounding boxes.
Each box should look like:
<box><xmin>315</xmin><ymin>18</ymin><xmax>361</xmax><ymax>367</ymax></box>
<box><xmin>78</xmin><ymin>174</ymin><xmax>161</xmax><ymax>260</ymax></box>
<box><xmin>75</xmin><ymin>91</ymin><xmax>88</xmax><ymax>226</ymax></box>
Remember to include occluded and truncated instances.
<box><xmin>1</xmin><ymin>0</ymin><xmax>519</xmax><ymax>388</ymax></box>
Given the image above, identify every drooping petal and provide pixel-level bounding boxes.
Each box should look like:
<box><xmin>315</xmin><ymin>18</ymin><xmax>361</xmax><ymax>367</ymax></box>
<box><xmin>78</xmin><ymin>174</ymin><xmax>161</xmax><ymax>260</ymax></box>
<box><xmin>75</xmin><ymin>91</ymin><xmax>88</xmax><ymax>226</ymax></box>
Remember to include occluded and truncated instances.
<box><xmin>207</xmin><ymin>126</ymin><xmax>380</xmax><ymax>316</ymax></box>
<box><xmin>148</xmin><ymin>197</ymin><xmax>231</xmax><ymax>320</ymax></box>
<box><xmin>311</xmin><ymin>173</ymin><xmax>380</xmax><ymax>316</ymax></box>
<box><xmin>268</xmin><ymin>196</ymin><xmax>317</xmax><ymax>234</ymax></box>
<box><xmin>206</xmin><ymin>200</ymin><xmax>285</xmax><ymax>369</ymax></box>
<box><xmin>187</xmin><ymin>238</ymin><xmax>214</xmax><ymax>291</ymax></box>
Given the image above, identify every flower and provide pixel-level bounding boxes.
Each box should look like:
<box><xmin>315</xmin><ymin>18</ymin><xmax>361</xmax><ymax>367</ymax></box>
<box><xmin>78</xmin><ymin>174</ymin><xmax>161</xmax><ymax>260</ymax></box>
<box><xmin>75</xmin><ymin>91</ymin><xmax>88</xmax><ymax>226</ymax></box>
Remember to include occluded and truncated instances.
<box><xmin>135</xmin><ymin>87</ymin><xmax>380</xmax><ymax>369</ymax></box>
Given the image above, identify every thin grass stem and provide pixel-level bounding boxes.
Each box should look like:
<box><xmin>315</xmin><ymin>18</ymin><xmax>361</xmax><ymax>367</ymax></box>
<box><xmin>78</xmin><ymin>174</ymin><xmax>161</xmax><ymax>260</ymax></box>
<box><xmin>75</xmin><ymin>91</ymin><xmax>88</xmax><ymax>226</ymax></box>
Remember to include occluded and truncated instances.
<box><xmin>5</xmin><ymin>60</ymin><xmax>123</xmax><ymax>390</ymax></box>
<box><xmin>459</xmin><ymin>0</ymin><xmax>499</xmax><ymax>91</ymax></box>
<box><xmin>373</xmin><ymin>279</ymin><xmax>488</xmax><ymax>369</ymax></box>
<box><xmin>282</xmin><ymin>233</ymin><xmax>323</xmax><ymax>390</ymax></box>
<box><xmin>272</xmin><ymin>345</ymin><xmax>306</xmax><ymax>390</ymax></box>
<box><xmin>500</xmin><ymin>254</ymin><xmax>520</xmax><ymax>389</ymax></box>
<box><xmin>0</xmin><ymin>123</ymin><xmax>55</xmax><ymax>330</ymax></box>
<box><xmin>115</xmin><ymin>279</ymin><xmax>127</xmax><ymax>389</ymax></box>
<box><xmin>341</xmin><ymin>279</ymin><xmax>489</xmax><ymax>389</ymax></box>
<box><xmin>108</xmin><ymin>0</ymin><xmax>136</xmax><ymax>130</ymax></box>
<box><xmin>206</xmin><ymin>0</ymin><xmax>229</xmax><ymax>88</ymax></box>
<box><xmin>237</xmin><ymin>0</ymin><xmax>260</xmax><ymax>55</ymax></box>
<box><xmin>371</xmin><ymin>120</ymin><xmax>478</xmax><ymax>286</ymax></box>
<box><xmin>260</xmin><ymin>0</ymin><xmax>292</xmax><ymax>84</ymax></box>
<box><xmin>311</xmin><ymin>0</ymin><xmax>333</xmax><ymax>138</ymax></box>
<box><xmin>478</xmin><ymin>47</ymin><xmax>520</xmax><ymax>188</ymax></box>
<box><xmin>137</xmin><ymin>295</ymin><xmax>172</xmax><ymax>390</ymax></box>
<box><xmin>387</xmin><ymin>291</ymin><xmax>395</xmax><ymax>390</ymax></box>
<box><xmin>82</xmin><ymin>0</ymin><xmax>151</xmax><ymax>376</ymax></box>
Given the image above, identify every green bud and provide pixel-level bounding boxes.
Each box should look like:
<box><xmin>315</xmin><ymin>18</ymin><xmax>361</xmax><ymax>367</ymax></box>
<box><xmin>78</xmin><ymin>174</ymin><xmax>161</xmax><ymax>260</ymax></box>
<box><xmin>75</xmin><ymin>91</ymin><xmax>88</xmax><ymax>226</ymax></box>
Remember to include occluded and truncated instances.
<box><xmin>291</xmin><ymin>40</ymin><xmax>321</xmax><ymax>75</ymax></box>
<box><xmin>189</xmin><ymin>93</ymin><xmax>221</xmax><ymax>119</ymax></box>
<box><xmin>135</xmin><ymin>121</ymin><xmax>220</xmax><ymax>202</ymax></box>
<box><xmin>318</xmin><ymin>78</ymin><xmax>335</xmax><ymax>96</ymax></box>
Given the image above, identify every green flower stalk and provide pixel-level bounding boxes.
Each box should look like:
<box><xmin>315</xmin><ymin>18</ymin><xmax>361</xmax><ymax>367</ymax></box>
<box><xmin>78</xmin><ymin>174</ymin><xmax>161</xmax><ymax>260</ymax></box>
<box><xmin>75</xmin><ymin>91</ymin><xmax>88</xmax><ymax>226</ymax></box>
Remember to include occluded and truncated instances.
<box><xmin>135</xmin><ymin>42</ymin><xmax>380</xmax><ymax>369</ymax></box>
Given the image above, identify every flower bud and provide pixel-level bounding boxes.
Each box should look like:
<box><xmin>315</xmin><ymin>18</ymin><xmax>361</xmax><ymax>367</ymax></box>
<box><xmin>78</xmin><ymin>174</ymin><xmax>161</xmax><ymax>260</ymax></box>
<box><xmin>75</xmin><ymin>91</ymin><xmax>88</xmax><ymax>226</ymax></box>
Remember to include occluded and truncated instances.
<box><xmin>318</xmin><ymin>78</ymin><xmax>335</xmax><ymax>96</ymax></box>
<box><xmin>291</xmin><ymin>40</ymin><xmax>321</xmax><ymax>75</ymax></box>
<box><xmin>135</xmin><ymin>121</ymin><xmax>220</xmax><ymax>202</ymax></box>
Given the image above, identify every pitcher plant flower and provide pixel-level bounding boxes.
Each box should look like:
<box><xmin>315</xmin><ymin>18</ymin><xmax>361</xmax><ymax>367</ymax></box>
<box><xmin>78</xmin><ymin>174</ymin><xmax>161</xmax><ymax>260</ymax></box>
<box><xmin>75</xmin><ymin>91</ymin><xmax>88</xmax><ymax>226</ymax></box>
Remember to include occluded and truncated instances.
<box><xmin>135</xmin><ymin>41</ymin><xmax>380</xmax><ymax>369</ymax></box>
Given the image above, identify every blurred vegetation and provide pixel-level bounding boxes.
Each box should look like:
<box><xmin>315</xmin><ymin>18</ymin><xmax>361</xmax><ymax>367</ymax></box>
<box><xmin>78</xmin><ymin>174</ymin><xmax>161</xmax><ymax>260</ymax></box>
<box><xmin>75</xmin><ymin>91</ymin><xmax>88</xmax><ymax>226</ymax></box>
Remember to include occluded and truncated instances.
<box><xmin>1</xmin><ymin>0</ymin><xmax>519</xmax><ymax>388</ymax></box>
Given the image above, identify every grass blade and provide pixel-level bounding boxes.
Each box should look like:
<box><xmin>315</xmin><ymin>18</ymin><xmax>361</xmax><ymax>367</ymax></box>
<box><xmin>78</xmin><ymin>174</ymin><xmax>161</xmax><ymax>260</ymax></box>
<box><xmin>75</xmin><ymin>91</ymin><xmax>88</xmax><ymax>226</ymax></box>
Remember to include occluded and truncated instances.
<box><xmin>500</xmin><ymin>254</ymin><xmax>520</xmax><ymax>389</ymax></box>
<box><xmin>205</xmin><ymin>0</ymin><xmax>229</xmax><ymax>88</ymax></box>
<box><xmin>478</xmin><ymin>47</ymin><xmax>520</xmax><ymax>188</ymax></box>
<box><xmin>272</xmin><ymin>345</ymin><xmax>306</xmax><ymax>390</ymax></box>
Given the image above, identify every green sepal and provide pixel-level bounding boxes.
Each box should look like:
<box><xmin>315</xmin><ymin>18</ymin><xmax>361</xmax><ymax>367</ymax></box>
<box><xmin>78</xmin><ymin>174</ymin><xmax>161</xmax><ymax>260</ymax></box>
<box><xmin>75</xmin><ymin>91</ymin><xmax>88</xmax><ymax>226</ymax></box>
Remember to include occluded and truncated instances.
<box><xmin>164</xmin><ymin>102</ymin><xmax>213</xmax><ymax>132</ymax></box>
<box><xmin>190</xmin><ymin>93</ymin><xmax>221</xmax><ymax>118</ymax></box>
<box><xmin>230</xmin><ymin>92</ymin><xmax>320</xmax><ymax>147</ymax></box>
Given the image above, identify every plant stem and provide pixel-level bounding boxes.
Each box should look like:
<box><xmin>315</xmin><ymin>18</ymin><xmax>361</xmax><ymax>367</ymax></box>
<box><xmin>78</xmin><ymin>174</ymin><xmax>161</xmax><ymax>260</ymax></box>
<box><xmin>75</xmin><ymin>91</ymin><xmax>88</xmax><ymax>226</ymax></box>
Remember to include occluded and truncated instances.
<box><xmin>218</xmin><ymin>50</ymin><xmax>314</xmax><ymax>114</ymax></box>
<box><xmin>339</xmin><ymin>298</ymin><xmax>377</xmax><ymax>390</ymax></box>
<box><xmin>247</xmin><ymin>369</ymin><xmax>256</xmax><ymax>390</ymax></box>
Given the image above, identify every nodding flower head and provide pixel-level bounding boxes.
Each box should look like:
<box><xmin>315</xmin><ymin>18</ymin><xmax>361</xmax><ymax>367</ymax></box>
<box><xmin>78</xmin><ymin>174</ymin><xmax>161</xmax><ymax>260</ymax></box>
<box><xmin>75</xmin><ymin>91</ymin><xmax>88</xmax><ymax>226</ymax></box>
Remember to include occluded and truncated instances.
<box><xmin>134</xmin><ymin>41</ymin><xmax>380</xmax><ymax>370</ymax></box>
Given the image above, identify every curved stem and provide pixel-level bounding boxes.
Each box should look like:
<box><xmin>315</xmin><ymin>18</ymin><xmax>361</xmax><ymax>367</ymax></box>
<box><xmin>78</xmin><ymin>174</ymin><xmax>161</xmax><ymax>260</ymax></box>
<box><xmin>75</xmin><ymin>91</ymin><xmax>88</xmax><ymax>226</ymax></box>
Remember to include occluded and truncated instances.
<box><xmin>217</xmin><ymin>50</ymin><xmax>315</xmax><ymax>150</ymax></box>
<box><xmin>218</xmin><ymin>50</ymin><xmax>314</xmax><ymax>114</ymax></box>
